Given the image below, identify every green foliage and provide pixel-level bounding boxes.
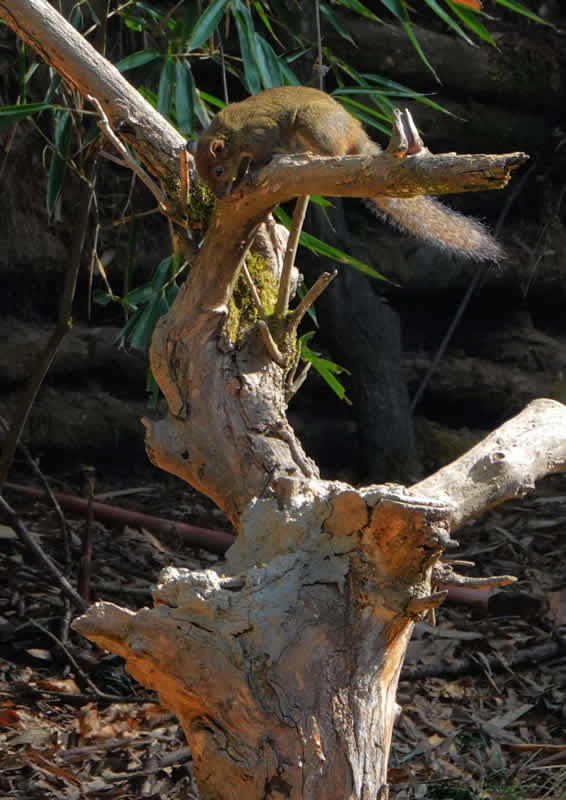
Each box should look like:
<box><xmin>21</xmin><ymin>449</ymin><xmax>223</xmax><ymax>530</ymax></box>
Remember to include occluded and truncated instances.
<box><xmin>0</xmin><ymin>102</ymin><xmax>53</xmax><ymax>133</ymax></box>
<box><xmin>274</xmin><ymin>208</ymin><xmax>386</xmax><ymax>281</ymax></box>
<box><xmin>300</xmin><ymin>332</ymin><xmax>351</xmax><ymax>405</ymax></box>
<box><xmin>94</xmin><ymin>254</ymin><xmax>185</xmax><ymax>351</ymax></box>
<box><xmin>47</xmin><ymin>110</ymin><xmax>73</xmax><ymax>216</ymax></box>
<box><xmin>493</xmin><ymin>0</ymin><xmax>550</xmax><ymax>25</ymax></box>
<box><xmin>1</xmin><ymin>0</ymin><xmax>549</xmax><ymax>412</ymax></box>
<box><xmin>187</xmin><ymin>0</ymin><xmax>231</xmax><ymax>50</ymax></box>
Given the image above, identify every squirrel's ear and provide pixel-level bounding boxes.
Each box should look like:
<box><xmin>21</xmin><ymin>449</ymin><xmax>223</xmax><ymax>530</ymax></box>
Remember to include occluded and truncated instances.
<box><xmin>209</xmin><ymin>138</ymin><xmax>225</xmax><ymax>157</ymax></box>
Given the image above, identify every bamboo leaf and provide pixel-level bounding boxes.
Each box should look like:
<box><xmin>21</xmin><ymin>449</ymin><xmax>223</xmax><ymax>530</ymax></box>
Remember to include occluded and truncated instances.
<box><xmin>187</xmin><ymin>0</ymin><xmax>230</xmax><ymax>50</ymax></box>
<box><xmin>378</xmin><ymin>0</ymin><xmax>404</xmax><ymax>20</ymax></box>
<box><xmin>157</xmin><ymin>58</ymin><xmax>175</xmax><ymax>116</ymax></box>
<box><xmin>0</xmin><ymin>102</ymin><xmax>52</xmax><ymax>133</ymax></box>
<box><xmin>275</xmin><ymin>208</ymin><xmax>385</xmax><ymax>280</ymax></box>
<box><xmin>423</xmin><ymin>0</ymin><xmax>475</xmax><ymax>45</ymax></box>
<box><xmin>116</xmin><ymin>49</ymin><xmax>162</xmax><ymax>72</ymax></box>
<box><xmin>494</xmin><ymin>0</ymin><xmax>551</xmax><ymax>25</ymax></box>
<box><xmin>444</xmin><ymin>0</ymin><xmax>495</xmax><ymax>43</ymax></box>
<box><xmin>253</xmin><ymin>1</ymin><xmax>278</xmax><ymax>40</ymax></box>
<box><xmin>300</xmin><ymin>332</ymin><xmax>351</xmax><ymax>404</ymax></box>
<box><xmin>175</xmin><ymin>60</ymin><xmax>194</xmax><ymax>134</ymax></box>
<box><xmin>400</xmin><ymin>20</ymin><xmax>440</xmax><ymax>82</ymax></box>
<box><xmin>320</xmin><ymin>3</ymin><xmax>357</xmax><ymax>45</ymax></box>
<box><xmin>232</xmin><ymin>2</ymin><xmax>262</xmax><ymax>94</ymax></box>
<box><xmin>334</xmin><ymin>0</ymin><xmax>381</xmax><ymax>23</ymax></box>
<box><xmin>128</xmin><ymin>291</ymin><xmax>169</xmax><ymax>351</ymax></box>
<box><xmin>47</xmin><ymin>110</ymin><xmax>73</xmax><ymax>216</ymax></box>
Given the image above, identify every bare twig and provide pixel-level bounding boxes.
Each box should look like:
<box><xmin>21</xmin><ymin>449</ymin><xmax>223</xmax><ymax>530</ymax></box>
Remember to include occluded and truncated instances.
<box><xmin>179</xmin><ymin>146</ymin><xmax>189</xmax><ymax>207</ymax></box>
<box><xmin>286</xmin><ymin>362</ymin><xmax>312</xmax><ymax>400</ymax></box>
<box><xmin>433</xmin><ymin>561</ymin><xmax>517</xmax><ymax>590</ymax></box>
<box><xmin>241</xmin><ymin>263</ymin><xmax>267</xmax><ymax>319</ymax></box>
<box><xmin>0</xmin><ymin>494</ymin><xmax>88</xmax><ymax>611</ymax></box>
<box><xmin>0</xmin><ymin>687</ymin><xmax>154</xmax><ymax>706</ymax></box>
<box><xmin>314</xmin><ymin>0</ymin><xmax>324</xmax><ymax>91</ymax></box>
<box><xmin>288</xmin><ymin>270</ymin><xmax>338</xmax><ymax>334</ymax></box>
<box><xmin>78</xmin><ymin>466</ymin><xmax>96</xmax><ymax>603</ymax></box>
<box><xmin>441</xmin><ymin>574</ymin><xmax>517</xmax><ymax>591</ymax></box>
<box><xmin>257</xmin><ymin>321</ymin><xmax>286</xmax><ymax>367</ymax></box>
<box><xmin>30</xmin><ymin>619</ymin><xmax>103</xmax><ymax>695</ymax></box>
<box><xmin>402</xmin><ymin>640</ymin><xmax>566</xmax><ymax>682</ymax></box>
<box><xmin>0</xmin><ymin>163</ymin><xmax>95</xmax><ymax>488</ymax></box>
<box><xmin>275</xmin><ymin>195</ymin><xmax>310</xmax><ymax>316</ymax></box>
<box><xmin>0</xmin><ymin>415</ymin><xmax>70</xmax><ymax>564</ymax></box>
<box><xmin>87</xmin><ymin>94</ymin><xmax>168</xmax><ymax>210</ymax></box>
<box><xmin>406</xmin><ymin>591</ymin><xmax>448</xmax><ymax>617</ymax></box>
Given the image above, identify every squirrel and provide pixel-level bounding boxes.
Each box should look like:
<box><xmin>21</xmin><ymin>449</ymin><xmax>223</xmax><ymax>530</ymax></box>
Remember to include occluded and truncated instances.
<box><xmin>191</xmin><ymin>86</ymin><xmax>501</xmax><ymax>261</ymax></box>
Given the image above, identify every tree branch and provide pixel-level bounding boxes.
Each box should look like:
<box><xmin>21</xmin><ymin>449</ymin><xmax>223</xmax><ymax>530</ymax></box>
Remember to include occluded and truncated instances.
<box><xmin>0</xmin><ymin>0</ymin><xmax>184</xmax><ymax>183</ymax></box>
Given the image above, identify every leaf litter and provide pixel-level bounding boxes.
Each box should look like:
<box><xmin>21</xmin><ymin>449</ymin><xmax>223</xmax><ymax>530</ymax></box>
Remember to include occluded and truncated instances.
<box><xmin>1</xmin><ymin>469</ymin><xmax>565</xmax><ymax>799</ymax></box>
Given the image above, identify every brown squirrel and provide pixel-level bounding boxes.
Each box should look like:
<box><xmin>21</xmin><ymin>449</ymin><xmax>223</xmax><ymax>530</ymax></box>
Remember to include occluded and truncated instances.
<box><xmin>192</xmin><ymin>86</ymin><xmax>501</xmax><ymax>261</ymax></box>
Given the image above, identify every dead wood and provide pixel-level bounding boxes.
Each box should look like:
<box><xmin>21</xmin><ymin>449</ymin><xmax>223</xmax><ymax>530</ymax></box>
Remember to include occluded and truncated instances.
<box><xmin>0</xmin><ymin>493</ymin><xmax>88</xmax><ymax>612</ymax></box>
<box><xmin>75</xmin><ymin>399</ymin><xmax>566</xmax><ymax>799</ymax></box>
<box><xmin>0</xmin><ymin>2</ymin><xmax>553</xmax><ymax>798</ymax></box>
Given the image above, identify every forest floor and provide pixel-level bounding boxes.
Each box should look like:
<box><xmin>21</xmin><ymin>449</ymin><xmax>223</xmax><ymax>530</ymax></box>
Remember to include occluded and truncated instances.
<box><xmin>1</xmin><ymin>463</ymin><xmax>565</xmax><ymax>800</ymax></box>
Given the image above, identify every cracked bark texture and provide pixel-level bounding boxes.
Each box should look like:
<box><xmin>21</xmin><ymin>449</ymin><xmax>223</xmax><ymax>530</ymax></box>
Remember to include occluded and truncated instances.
<box><xmin>76</xmin><ymin>389</ymin><xmax>566</xmax><ymax>799</ymax></box>
<box><xmin>3</xmin><ymin>2</ymin><xmax>554</xmax><ymax>797</ymax></box>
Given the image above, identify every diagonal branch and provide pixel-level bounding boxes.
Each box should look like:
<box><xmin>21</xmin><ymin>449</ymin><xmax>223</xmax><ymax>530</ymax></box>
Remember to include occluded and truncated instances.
<box><xmin>0</xmin><ymin>0</ymin><xmax>184</xmax><ymax>183</ymax></box>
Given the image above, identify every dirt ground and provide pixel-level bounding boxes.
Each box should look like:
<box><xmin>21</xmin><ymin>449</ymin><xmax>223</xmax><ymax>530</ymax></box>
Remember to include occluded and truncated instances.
<box><xmin>1</xmin><ymin>463</ymin><xmax>565</xmax><ymax>800</ymax></box>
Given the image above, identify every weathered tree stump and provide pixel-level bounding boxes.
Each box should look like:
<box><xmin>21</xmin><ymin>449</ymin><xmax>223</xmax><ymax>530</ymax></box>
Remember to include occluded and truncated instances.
<box><xmin>2</xmin><ymin>2</ymin><xmax>555</xmax><ymax>798</ymax></box>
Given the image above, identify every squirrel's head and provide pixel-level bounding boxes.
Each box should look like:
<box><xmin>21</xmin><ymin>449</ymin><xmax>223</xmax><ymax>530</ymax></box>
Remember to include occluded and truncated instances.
<box><xmin>192</xmin><ymin>135</ymin><xmax>241</xmax><ymax>198</ymax></box>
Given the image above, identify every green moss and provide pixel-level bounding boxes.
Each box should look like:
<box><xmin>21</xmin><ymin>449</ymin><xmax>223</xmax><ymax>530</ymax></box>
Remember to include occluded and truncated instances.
<box><xmin>226</xmin><ymin>251</ymin><xmax>278</xmax><ymax>344</ymax></box>
<box><xmin>186</xmin><ymin>181</ymin><xmax>216</xmax><ymax>232</ymax></box>
<box><xmin>225</xmin><ymin>253</ymin><xmax>298</xmax><ymax>368</ymax></box>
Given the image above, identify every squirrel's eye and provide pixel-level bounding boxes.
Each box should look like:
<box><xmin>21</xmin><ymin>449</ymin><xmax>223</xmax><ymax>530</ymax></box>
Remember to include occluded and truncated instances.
<box><xmin>215</xmin><ymin>167</ymin><xmax>224</xmax><ymax>177</ymax></box>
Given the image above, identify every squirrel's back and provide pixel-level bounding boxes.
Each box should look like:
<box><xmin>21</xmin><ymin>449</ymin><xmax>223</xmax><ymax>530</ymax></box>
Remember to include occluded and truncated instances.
<box><xmin>194</xmin><ymin>86</ymin><xmax>502</xmax><ymax>261</ymax></box>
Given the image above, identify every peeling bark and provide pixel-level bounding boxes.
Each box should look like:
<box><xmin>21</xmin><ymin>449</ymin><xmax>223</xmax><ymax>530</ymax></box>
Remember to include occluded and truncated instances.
<box><xmin>75</xmin><ymin>399</ymin><xmax>566</xmax><ymax>798</ymax></box>
<box><xmin>1</xmin><ymin>2</ymin><xmax>551</xmax><ymax>797</ymax></box>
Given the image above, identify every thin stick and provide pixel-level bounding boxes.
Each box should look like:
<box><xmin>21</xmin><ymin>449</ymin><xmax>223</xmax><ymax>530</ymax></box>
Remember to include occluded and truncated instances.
<box><xmin>0</xmin><ymin>494</ymin><xmax>88</xmax><ymax>612</ymax></box>
<box><xmin>4</xmin><ymin>481</ymin><xmax>235</xmax><ymax>554</ymax></box>
<box><xmin>441</xmin><ymin>574</ymin><xmax>517</xmax><ymax>590</ymax></box>
<box><xmin>258</xmin><ymin>321</ymin><xmax>286</xmax><ymax>367</ymax></box>
<box><xmin>314</xmin><ymin>0</ymin><xmax>324</xmax><ymax>91</ymax></box>
<box><xmin>289</xmin><ymin>270</ymin><xmax>338</xmax><ymax>334</ymax></box>
<box><xmin>275</xmin><ymin>195</ymin><xmax>310</xmax><ymax>316</ymax></box>
<box><xmin>30</xmin><ymin>620</ymin><xmax>103</xmax><ymax>696</ymax></box>
<box><xmin>286</xmin><ymin>362</ymin><xmax>312</xmax><ymax>400</ymax></box>
<box><xmin>0</xmin><ymin>415</ymin><xmax>70</xmax><ymax>565</ymax></box>
<box><xmin>78</xmin><ymin>466</ymin><xmax>95</xmax><ymax>603</ymax></box>
<box><xmin>241</xmin><ymin>263</ymin><xmax>266</xmax><ymax>319</ymax></box>
<box><xmin>88</xmin><ymin>94</ymin><xmax>168</xmax><ymax>210</ymax></box>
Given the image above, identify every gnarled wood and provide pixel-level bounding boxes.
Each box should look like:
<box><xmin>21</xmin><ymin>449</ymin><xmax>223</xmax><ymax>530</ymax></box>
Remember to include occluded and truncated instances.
<box><xmin>3</xmin><ymin>2</ymin><xmax>548</xmax><ymax>797</ymax></box>
<box><xmin>76</xmin><ymin>400</ymin><xmax>566</xmax><ymax>799</ymax></box>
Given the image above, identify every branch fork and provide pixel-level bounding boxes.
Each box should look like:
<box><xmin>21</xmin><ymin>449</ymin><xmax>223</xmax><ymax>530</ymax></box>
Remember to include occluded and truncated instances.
<box><xmin>4</xmin><ymin>3</ymin><xmax>559</xmax><ymax>798</ymax></box>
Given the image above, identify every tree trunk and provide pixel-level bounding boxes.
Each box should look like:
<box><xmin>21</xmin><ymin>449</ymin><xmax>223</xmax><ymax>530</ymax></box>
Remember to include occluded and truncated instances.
<box><xmin>76</xmin><ymin>399</ymin><xmax>566</xmax><ymax>799</ymax></box>
<box><xmin>0</xmin><ymin>2</ymin><xmax>542</xmax><ymax>797</ymax></box>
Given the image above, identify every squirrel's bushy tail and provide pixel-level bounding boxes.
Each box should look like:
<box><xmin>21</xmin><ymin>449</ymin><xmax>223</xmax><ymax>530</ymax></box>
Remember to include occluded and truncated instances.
<box><xmin>368</xmin><ymin>195</ymin><xmax>503</xmax><ymax>261</ymax></box>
